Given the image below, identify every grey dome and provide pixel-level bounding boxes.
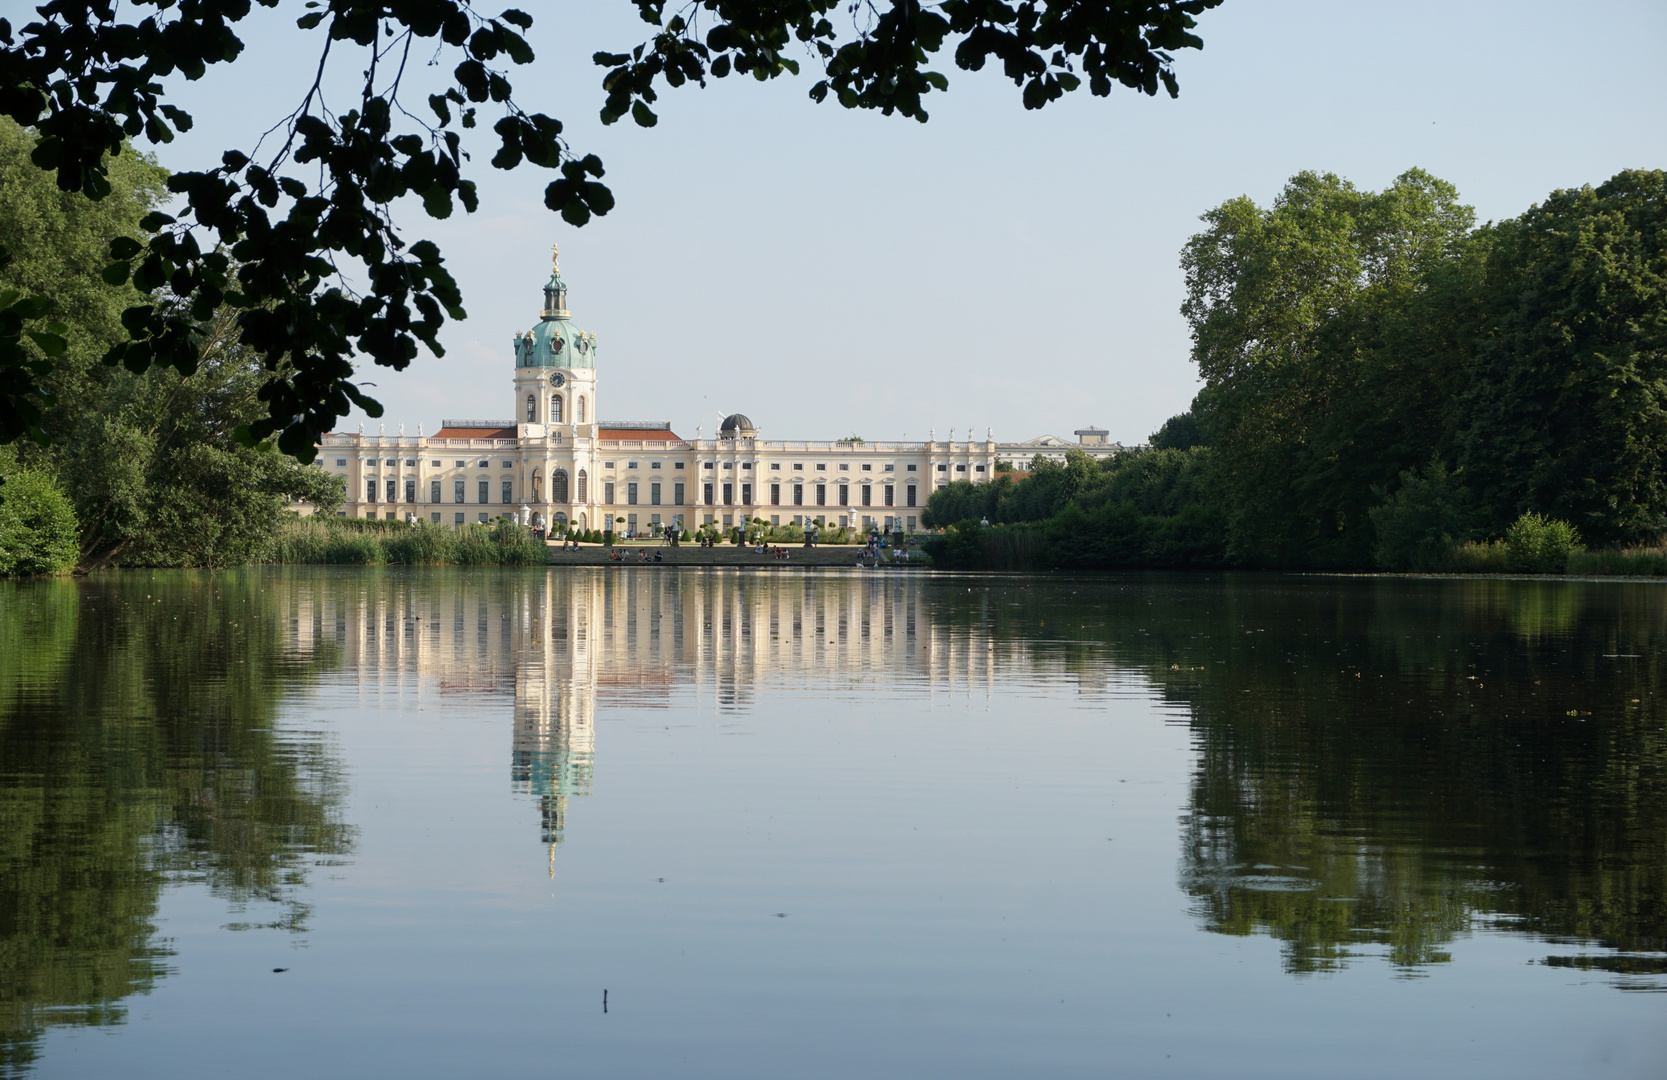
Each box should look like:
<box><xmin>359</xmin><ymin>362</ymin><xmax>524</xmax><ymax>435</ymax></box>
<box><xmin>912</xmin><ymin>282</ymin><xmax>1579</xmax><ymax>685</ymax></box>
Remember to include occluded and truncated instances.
<box><xmin>719</xmin><ymin>413</ymin><xmax>756</xmax><ymax>435</ymax></box>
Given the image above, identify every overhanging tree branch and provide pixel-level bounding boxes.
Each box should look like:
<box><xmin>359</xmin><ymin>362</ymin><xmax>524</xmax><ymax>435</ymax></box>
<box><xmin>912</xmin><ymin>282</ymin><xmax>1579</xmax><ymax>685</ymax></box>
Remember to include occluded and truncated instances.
<box><xmin>0</xmin><ymin>1</ymin><xmax>1222</xmax><ymax>460</ymax></box>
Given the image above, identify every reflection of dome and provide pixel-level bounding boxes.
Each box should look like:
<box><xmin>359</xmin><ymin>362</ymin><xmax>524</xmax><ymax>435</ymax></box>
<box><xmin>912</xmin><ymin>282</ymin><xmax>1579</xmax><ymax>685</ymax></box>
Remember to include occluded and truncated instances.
<box><xmin>719</xmin><ymin>413</ymin><xmax>756</xmax><ymax>438</ymax></box>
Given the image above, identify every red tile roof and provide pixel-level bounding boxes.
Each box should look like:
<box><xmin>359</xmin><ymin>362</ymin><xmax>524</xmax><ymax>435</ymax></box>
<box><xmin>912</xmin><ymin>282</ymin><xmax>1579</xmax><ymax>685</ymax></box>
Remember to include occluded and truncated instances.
<box><xmin>598</xmin><ymin>428</ymin><xmax>683</xmax><ymax>442</ymax></box>
<box><xmin>432</xmin><ymin>426</ymin><xmax>517</xmax><ymax>439</ymax></box>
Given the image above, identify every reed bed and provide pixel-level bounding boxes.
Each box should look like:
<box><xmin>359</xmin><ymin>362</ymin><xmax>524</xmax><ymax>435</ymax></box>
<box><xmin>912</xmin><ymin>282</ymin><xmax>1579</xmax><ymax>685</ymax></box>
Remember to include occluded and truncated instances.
<box><xmin>1566</xmin><ymin>547</ymin><xmax>1667</xmax><ymax>576</ymax></box>
<box><xmin>1446</xmin><ymin>540</ymin><xmax>1513</xmax><ymax>573</ymax></box>
<box><xmin>269</xmin><ymin>517</ymin><xmax>546</xmax><ymax>565</ymax></box>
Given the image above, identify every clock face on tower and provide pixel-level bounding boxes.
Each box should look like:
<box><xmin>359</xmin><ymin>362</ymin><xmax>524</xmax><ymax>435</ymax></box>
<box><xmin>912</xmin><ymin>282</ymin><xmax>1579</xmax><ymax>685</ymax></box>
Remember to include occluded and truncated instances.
<box><xmin>549</xmin><ymin>371</ymin><xmax>565</xmax><ymax>387</ymax></box>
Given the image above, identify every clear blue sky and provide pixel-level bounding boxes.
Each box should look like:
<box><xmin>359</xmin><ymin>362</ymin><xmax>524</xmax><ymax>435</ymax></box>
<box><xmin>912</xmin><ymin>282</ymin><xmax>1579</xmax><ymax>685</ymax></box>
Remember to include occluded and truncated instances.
<box><xmin>148</xmin><ymin>0</ymin><xmax>1667</xmax><ymax>444</ymax></box>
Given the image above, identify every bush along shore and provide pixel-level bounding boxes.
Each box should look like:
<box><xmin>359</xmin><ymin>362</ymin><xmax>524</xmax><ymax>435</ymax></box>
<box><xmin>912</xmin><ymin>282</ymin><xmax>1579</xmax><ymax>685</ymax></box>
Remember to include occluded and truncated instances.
<box><xmin>922</xmin><ymin>479</ymin><xmax>1656</xmax><ymax>577</ymax></box>
<box><xmin>267</xmin><ymin>517</ymin><xmax>546</xmax><ymax>566</ymax></box>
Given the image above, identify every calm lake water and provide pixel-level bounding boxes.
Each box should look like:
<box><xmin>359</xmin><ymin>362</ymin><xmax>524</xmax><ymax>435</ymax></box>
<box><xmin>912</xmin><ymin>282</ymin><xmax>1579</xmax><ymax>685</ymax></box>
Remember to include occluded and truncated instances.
<box><xmin>2</xmin><ymin>568</ymin><xmax>1664</xmax><ymax>1078</ymax></box>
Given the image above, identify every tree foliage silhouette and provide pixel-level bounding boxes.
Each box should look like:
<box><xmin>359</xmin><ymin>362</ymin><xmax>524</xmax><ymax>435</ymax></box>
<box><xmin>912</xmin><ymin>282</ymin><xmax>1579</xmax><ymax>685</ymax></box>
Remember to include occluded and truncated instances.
<box><xmin>0</xmin><ymin>0</ymin><xmax>1221</xmax><ymax>457</ymax></box>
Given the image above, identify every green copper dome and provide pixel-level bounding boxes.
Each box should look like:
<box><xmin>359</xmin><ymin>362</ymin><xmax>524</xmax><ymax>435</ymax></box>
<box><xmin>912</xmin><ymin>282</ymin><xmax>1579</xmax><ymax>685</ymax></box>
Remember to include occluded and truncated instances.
<box><xmin>514</xmin><ymin>263</ymin><xmax>597</xmax><ymax>369</ymax></box>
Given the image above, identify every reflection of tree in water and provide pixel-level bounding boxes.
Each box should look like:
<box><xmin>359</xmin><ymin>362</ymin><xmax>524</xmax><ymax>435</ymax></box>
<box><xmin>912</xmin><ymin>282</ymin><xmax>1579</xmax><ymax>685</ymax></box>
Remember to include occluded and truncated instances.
<box><xmin>0</xmin><ymin>574</ymin><xmax>352</xmax><ymax>1075</ymax></box>
<box><xmin>925</xmin><ymin>575</ymin><xmax>1667</xmax><ymax>987</ymax></box>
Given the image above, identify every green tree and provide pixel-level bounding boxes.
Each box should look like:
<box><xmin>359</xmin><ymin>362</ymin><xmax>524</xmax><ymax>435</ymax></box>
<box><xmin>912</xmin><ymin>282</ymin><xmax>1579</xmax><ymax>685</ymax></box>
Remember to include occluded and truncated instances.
<box><xmin>923</xmin><ymin>446</ymin><xmax>1227</xmax><ymax>568</ymax></box>
<box><xmin>1502</xmin><ymin>511</ymin><xmax>1581</xmax><ymax>574</ymax></box>
<box><xmin>1367</xmin><ymin>460</ymin><xmax>1472</xmax><ymax>571</ymax></box>
<box><xmin>0</xmin><ymin>446</ymin><xmax>78</xmax><ymax>574</ymax></box>
<box><xmin>1150</xmin><ymin>409</ymin><xmax>1205</xmax><ymax>450</ymax></box>
<box><xmin>0</xmin><ymin>118</ymin><xmax>167</xmax><ymax>452</ymax></box>
<box><xmin>1452</xmin><ymin>171</ymin><xmax>1667</xmax><ymax>546</ymax></box>
<box><xmin>0</xmin><ymin>124</ymin><xmax>342</xmax><ymax>568</ymax></box>
<box><xmin>1180</xmin><ymin>168</ymin><xmax>1475</xmax><ymax>565</ymax></box>
<box><xmin>58</xmin><ymin>307</ymin><xmax>345</xmax><ymax>569</ymax></box>
<box><xmin>0</xmin><ymin>0</ymin><xmax>1225</xmax><ymax>458</ymax></box>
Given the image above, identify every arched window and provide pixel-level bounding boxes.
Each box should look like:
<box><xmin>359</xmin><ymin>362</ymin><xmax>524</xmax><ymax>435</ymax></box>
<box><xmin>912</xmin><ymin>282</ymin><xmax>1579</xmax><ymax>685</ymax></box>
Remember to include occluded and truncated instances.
<box><xmin>577</xmin><ymin>396</ymin><xmax>586</xmax><ymax>423</ymax></box>
<box><xmin>551</xmin><ymin>395</ymin><xmax>563</xmax><ymax>423</ymax></box>
<box><xmin>526</xmin><ymin>394</ymin><xmax>536</xmax><ymax>422</ymax></box>
<box><xmin>553</xmin><ymin>469</ymin><xmax>569</xmax><ymax>502</ymax></box>
<box><xmin>576</xmin><ymin>469</ymin><xmax>588</xmax><ymax>502</ymax></box>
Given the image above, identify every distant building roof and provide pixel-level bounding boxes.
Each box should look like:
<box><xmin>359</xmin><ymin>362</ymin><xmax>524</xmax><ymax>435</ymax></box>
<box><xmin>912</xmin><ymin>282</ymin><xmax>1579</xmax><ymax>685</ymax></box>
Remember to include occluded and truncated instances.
<box><xmin>433</xmin><ymin>425</ymin><xmax>517</xmax><ymax>439</ymax></box>
<box><xmin>598</xmin><ymin>421</ymin><xmax>682</xmax><ymax>442</ymax></box>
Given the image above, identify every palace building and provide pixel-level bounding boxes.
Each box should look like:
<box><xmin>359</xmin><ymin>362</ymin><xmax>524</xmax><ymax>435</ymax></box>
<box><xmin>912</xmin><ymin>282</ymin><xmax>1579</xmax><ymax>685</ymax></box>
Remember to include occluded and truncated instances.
<box><xmin>316</xmin><ymin>249</ymin><xmax>1130</xmax><ymax>533</ymax></box>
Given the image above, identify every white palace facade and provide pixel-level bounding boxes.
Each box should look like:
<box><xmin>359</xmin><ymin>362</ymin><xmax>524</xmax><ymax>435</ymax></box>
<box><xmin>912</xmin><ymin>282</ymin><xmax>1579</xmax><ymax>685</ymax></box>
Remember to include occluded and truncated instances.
<box><xmin>317</xmin><ymin>251</ymin><xmax>1131</xmax><ymax>533</ymax></box>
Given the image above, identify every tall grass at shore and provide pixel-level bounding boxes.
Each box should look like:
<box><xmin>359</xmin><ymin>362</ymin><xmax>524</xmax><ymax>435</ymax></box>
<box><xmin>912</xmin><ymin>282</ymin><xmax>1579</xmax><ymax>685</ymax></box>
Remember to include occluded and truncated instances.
<box><xmin>1450</xmin><ymin>543</ymin><xmax>1667</xmax><ymax>576</ymax></box>
<box><xmin>1566</xmin><ymin>547</ymin><xmax>1667</xmax><ymax>576</ymax></box>
<box><xmin>1446</xmin><ymin>541</ymin><xmax>1513</xmax><ymax>573</ymax></box>
<box><xmin>269</xmin><ymin>516</ymin><xmax>546</xmax><ymax>565</ymax></box>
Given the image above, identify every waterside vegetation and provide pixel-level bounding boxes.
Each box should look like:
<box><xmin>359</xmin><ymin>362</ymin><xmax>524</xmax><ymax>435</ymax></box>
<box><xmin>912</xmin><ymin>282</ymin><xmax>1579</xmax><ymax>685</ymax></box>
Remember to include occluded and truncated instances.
<box><xmin>268</xmin><ymin>517</ymin><xmax>546</xmax><ymax>566</ymax></box>
<box><xmin>927</xmin><ymin>166</ymin><xmax>1667</xmax><ymax>574</ymax></box>
<box><xmin>0</xmin><ymin>120</ymin><xmax>341</xmax><ymax>575</ymax></box>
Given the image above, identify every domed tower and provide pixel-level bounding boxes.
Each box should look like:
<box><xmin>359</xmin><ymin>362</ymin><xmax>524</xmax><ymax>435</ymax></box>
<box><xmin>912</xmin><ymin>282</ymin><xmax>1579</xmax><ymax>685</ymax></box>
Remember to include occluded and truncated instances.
<box><xmin>718</xmin><ymin>413</ymin><xmax>757</xmax><ymax>440</ymax></box>
<box><xmin>512</xmin><ymin>244</ymin><xmax>598</xmax><ymax>431</ymax></box>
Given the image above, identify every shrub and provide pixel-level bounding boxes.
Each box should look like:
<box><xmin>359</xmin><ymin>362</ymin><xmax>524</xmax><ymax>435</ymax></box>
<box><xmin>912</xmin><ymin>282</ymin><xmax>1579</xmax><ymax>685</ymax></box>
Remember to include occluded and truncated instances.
<box><xmin>923</xmin><ymin>519</ymin><xmax>989</xmax><ymax>568</ymax></box>
<box><xmin>0</xmin><ymin>460</ymin><xmax>80</xmax><ymax>575</ymax></box>
<box><xmin>1369</xmin><ymin>462</ymin><xmax>1471</xmax><ymax>571</ymax></box>
<box><xmin>1504</xmin><ymin>512</ymin><xmax>1582</xmax><ymax>574</ymax></box>
<box><xmin>490</xmin><ymin>518</ymin><xmax>548</xmax><ymax>565</ymax></box>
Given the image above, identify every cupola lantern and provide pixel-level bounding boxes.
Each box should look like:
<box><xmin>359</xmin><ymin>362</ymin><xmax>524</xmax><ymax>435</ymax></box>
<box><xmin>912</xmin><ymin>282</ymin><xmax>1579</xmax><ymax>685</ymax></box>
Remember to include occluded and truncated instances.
<box><xmin>541</xmin><ymin>243</ymin><xmax>569</xmax><ymax>318</ymax></box>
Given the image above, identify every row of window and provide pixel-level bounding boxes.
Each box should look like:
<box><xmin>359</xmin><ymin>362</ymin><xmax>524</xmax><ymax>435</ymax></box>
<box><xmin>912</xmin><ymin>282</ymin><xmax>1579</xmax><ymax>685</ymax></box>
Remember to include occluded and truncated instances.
<box><xmin>759</xmin><ymin>483</ymin><xmax>914</xmax><ymax>508</ymax></box>
<box><xmin>613</xmin><ymin>512</ymin><xmax>921</xmax><ymax>532</ymax></box>
<box><xmin>358</xmin><ymin>511</ymin><xmax>506</xmax><ymax>525</ymax></box>
<box><xmin>362</xmin><ymin>471</ymin><xmax>590</xmax><ymax>505</ymax></box>
<box><xmin>526</xmin><ymin>393</ymin><xmax>585</xmax><ymax>423</ymax></box>
<box><xmin>359</xmin><ymin>474</ymin><xmax>927</xmax><ymax>508</ymax></box>
<box><xmin>340</xmin><ymin>457</ymin><xmax>982</xmax><ymax>477</ymax></box>
<box><xmin>593</xmin><ymin>461</ymin><xmax>981</xmax><ymax>474</ymax></box>
<box><xmin>345</xmin><ymin>459</ymin><xmax>514</xmax><ymax>469</ymax></box>
<box><xmin>365</xmin><ymin>479</ymin><xmax>522</xmax><ymax>504</ymax></box>
<box><xmin>594</xmin><ymin>481</ymin><xmax>918</xmax><ymax>508</ymax></box>
<box><xmin>354</xmin><ymin>508</ymin><xmax>918</xmax><ymax>533</ymax></box>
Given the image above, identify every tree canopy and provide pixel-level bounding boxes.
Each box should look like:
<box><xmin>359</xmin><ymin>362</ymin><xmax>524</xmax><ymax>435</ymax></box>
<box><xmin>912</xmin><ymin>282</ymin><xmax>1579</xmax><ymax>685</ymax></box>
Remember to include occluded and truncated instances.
<box><xmin>0</xmin><ymin>118</ymin><xmax>343</xmax><ymax>571</ymax></box>
<box><xmin>0</xmin><ymin>0</ymin><xmax>1224</xmax><ymax>458</ymax></box>
<box><xmin>927</xmin><ymin>166</ymin><xmax>1667</xmax><ymax>572</ymax></box>
<box><xmin>1177</xmin><ymin>166</ymin><xmax>1667</xmax><ymax>562</ymax></box>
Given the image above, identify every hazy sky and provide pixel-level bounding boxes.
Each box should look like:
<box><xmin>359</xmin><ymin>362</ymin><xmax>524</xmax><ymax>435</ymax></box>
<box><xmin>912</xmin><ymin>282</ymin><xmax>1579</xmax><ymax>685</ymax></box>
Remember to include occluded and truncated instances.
<box><xmin>147</xmin><ymin>0</ymin><xmax>1666</xmax><ymax>444</ymax></box>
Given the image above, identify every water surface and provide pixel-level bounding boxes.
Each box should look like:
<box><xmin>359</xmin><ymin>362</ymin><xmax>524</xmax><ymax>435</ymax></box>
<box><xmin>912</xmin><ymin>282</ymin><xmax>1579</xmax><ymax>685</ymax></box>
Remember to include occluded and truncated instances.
<box><xmin>2</xmin><ymin>569</ymin><xmax>1663</xmax><ymax>1077</ymax></box>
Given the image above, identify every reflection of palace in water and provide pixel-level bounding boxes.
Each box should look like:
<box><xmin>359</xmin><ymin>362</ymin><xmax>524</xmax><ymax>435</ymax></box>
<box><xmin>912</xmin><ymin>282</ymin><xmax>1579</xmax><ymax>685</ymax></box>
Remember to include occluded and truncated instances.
<box><xmin>280</xmin><ymin>570</ymin><xmax>1009</xmax><ymax>865</ymax></box>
